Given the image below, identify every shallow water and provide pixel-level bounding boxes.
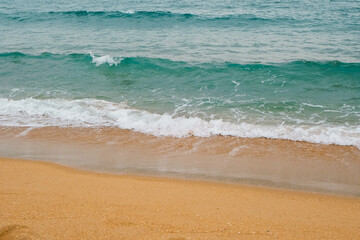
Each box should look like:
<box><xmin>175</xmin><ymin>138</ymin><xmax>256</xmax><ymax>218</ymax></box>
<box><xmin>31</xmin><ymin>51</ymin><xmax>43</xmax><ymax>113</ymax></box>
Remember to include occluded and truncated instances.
<box><xmin>1</xmin><ymin>1</ymin><xmax>359</xmax><ymax>146</ymax></box>
<box><xmin>0</xmin><ymin>53</ymin><xmax>359</xmax><ymax>147</ymax></box>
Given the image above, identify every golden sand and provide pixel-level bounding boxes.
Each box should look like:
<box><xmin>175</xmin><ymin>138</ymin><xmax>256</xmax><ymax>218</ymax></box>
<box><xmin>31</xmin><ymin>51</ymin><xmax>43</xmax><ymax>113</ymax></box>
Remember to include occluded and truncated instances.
<box><xmin>1</xmin><ymin>157</ymin><xmax>359</xmax><ymax>240</ymax></box>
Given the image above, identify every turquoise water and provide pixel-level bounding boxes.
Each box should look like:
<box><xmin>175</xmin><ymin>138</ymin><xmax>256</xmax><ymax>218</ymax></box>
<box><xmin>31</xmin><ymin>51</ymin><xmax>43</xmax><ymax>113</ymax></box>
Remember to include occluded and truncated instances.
<box><xmin>0</xmin><ymin>0</ymin><xmax>359</xmax><ymax>147</ymax></box>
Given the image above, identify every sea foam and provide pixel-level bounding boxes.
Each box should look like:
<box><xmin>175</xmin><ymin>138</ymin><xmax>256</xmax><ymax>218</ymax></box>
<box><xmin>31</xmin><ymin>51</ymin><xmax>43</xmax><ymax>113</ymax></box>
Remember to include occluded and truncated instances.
<box><xmin>90</xmin><ymin>52</ymin><xmax>122</xmax><ymax>66</ymax></box>
<box><xmin>0</xmin><ymin>98</ymin><xmax>359</xmax><ymax>148</ymax></box>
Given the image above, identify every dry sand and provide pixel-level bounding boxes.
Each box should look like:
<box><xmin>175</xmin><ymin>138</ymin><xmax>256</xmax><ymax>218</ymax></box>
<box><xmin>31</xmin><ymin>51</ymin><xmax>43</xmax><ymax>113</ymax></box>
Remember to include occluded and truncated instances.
<box><xmin>1</xmin><ymin>157</ymin><xmax>360</xmax><ymax>240</ymax></box>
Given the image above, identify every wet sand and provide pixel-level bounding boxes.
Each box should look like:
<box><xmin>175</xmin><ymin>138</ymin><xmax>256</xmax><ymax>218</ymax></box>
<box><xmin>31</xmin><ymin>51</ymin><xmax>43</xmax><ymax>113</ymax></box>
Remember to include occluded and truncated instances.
<box><xmin>0</xmin><ymin>126</ymin><xmax>359</xmax><ymax>195</ymax></box>
<box><xmin>1</xmin><ymin>157</ymin><xmax>360</xmax><ymax>240</ymax></box>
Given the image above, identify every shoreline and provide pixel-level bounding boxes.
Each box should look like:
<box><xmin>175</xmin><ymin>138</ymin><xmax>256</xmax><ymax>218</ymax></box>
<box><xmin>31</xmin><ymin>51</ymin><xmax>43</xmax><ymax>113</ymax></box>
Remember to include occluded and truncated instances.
<box><xmin>1</xmin><ymin>157</ymin><xmax>360</xmax><ymax>239</ymax></box>
<box><xmin>0</xmin><ymin>126</ymin><xmax>359</xmax><ymax>196</ymax></box>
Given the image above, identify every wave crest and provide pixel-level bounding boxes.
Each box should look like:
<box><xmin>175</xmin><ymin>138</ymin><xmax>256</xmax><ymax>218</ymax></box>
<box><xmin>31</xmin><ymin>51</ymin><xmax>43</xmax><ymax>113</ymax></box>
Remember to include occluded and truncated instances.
<box><xmin>90</xmin><ymin>52</ymin><xmax>122</xmax><ymax>66</ymax></box>
<box><xmin>1</xmin><ymin>10</ymin><xmax>294</xmax><ymax>23</ymax></box>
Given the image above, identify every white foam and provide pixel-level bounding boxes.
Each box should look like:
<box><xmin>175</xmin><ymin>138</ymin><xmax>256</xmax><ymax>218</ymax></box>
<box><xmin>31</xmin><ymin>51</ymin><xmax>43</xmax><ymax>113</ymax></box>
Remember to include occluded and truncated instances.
<box><xmin>302</xmin><ymin>103</ymin><xmax>325</xmax><ymax>108</ymax></box>
<box><xmin>90</xmin><ymin>52</ymin><xmax>122</xmax><ymax>66</ymax></box>
<box><xmin>125</xmin><ymin>10</ymin><xmax>135</xmax><ymax>14</ymax></box>
<box><xmin>0</xmin><ymin>98</ymin><xmax>359</xmax><ymax>148</ymax></box>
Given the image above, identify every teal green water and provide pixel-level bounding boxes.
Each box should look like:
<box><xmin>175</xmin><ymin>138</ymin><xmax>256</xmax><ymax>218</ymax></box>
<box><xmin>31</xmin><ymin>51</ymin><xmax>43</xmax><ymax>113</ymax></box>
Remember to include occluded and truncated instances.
<box><xmin>0</xmin><ymin>0</ymin><xmax>359</xmax><ymax>146</ymax></box>
<box><xmin>1</xmin><ymin>52</ymin><xmax>359</xmax><ymax>124</ymax></box>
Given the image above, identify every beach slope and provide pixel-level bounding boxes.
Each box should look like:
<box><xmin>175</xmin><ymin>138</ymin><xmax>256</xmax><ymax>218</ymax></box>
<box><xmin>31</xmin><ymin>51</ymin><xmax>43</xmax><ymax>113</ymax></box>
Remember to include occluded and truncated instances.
<box><xmin>1</xmin><ymin>158</ymin><xmax>359</xmax><ymax>240</ymax></box>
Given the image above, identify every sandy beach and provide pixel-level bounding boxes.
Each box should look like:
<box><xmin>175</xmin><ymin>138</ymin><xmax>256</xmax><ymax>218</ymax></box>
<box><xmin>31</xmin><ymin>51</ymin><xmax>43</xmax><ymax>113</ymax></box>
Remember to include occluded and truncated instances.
<box><xmin>1</xmin><ymin>157</ymin><xmax>359</xmax><ymax>240</ymax></box>
<box><xmin>1</xmin><ymin>0</ymin><xmax>360</xmax><ymax>239</ymax></box>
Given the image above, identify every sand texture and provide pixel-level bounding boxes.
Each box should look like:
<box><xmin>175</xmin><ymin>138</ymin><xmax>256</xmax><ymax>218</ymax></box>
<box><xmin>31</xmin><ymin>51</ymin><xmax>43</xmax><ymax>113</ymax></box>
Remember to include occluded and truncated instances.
<box><xmin>1</xmin><ymin>158</ymin><xmax>360</xmax><ymax>240</ymax></box>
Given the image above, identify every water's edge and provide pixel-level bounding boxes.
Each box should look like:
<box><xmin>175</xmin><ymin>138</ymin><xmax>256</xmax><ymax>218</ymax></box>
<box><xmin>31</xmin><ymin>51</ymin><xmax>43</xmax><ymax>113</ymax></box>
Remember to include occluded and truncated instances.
<box><xmin>1</xmin><ymin>126</ymin><xmax>359</xmax><ymax>197</ymax></box>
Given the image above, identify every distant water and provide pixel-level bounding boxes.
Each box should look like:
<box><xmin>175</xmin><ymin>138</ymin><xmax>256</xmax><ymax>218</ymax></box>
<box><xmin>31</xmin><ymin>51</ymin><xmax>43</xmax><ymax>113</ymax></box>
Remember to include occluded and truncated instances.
<box><xmin>0</xmin><ymin>0</ymin><xmax>359</xmax><ymax>147</ymax></box>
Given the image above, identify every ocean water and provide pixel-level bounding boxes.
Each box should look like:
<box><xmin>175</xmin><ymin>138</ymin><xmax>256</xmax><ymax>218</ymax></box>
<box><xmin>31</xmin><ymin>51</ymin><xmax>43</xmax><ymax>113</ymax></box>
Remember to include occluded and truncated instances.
<box><xmin>0</xmin><ymin>0</ymin><xmax>360</xmax><ymax>147</ymax></box>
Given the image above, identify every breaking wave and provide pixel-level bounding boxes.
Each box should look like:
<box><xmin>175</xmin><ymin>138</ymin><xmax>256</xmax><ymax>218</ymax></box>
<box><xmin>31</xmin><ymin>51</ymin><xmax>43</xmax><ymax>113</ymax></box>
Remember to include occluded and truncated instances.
<box><xmin>0</xmin><ymin>98</ymin><xmax>359</xmax><ymax>148</ymax></box>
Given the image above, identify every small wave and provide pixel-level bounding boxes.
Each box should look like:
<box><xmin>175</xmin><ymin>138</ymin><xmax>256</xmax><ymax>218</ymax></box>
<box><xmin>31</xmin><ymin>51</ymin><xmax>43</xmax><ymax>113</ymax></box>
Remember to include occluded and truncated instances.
<box><xmin>0</xmin><ymin>52</ymin><xmax>26</xmax><ymax>57</ymax></box>
<box><xmin>41</xmin><ymin>10</ymin><xmax>196</xmax><ymax>19</ymax></box>
<box><xmin>1</xmin><ymin>10</ymin><xmax>295</xmax><ymax>23</ymax></box>
<box><xmin>90</xmin><ymin>52</ymin><xmax>122</xmax><ymax>66</ymax></box>
<box><xmin>0</xmin><ymin>98</ymin><xmax>359</xmax><ymax>148</ymax></box>
<box><xmin>1</xmin><ymin>51</ymin><xmax>359</xmax><ymax>66</ymax></box>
